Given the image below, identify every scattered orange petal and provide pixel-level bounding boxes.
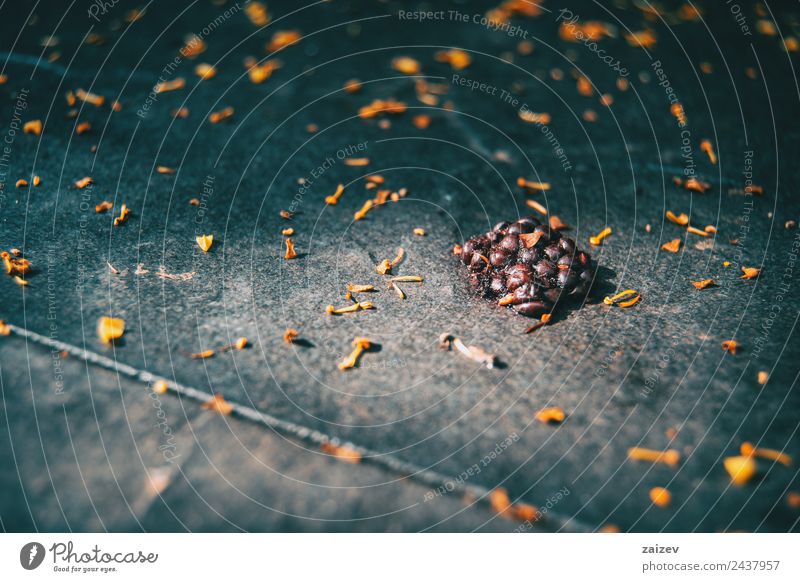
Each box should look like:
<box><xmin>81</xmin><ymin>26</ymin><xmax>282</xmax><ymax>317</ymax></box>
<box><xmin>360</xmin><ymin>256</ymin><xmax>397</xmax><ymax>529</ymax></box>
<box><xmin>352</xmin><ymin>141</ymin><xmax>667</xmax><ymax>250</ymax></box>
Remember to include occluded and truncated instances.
<box><xmin>649</xmin><ymin>487</ymin><xmax>671</xmax><ymax>507</ymax></box>
<box><xmin>202</xmin><ymin>393</ymin><xmax>233</xmax><ymax>415</ymax></box>
<box><xmin>535</xmin><ymin>407</ymin><xmax>565</xmax><ymax>424</ymax></box>
<box><xmin>691</xmin><ymin>279</ymin><xmax>716</xmax><ymax>289</ymax></box>
<box><xmin>661</xmin><ymin>239</ymin><xmax>681</xmax><ymax>253</ymax></box>
<box><xmin>97</xmin><ymin>316</ymin><xmax>125</xmax><ymax>344</ymax></box>
<box><xmin>196</xmin><ymin>235</ymin><xmax>213</xmax><ymax>252</ymax></box>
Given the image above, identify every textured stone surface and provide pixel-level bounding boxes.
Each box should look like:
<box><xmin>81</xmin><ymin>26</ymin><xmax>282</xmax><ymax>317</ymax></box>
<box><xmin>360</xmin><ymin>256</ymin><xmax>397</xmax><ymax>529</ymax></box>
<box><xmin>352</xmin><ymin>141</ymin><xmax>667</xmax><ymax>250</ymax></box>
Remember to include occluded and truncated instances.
<box><xmin>1</xmin><ymin>0</ymin><xmax>799</xmax><ymax>531</ymax></box>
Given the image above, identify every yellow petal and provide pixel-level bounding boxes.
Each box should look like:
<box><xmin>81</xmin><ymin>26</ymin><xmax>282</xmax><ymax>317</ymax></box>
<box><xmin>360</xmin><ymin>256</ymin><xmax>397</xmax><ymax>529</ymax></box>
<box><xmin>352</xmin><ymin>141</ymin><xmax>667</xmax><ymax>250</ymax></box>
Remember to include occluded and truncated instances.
<box><xmin>196</xmin><ymin>234</ymin><xmax>213</xmax><ymax>252</ymax></box>
<box><xmin>724</xmin><ymin>455</ymin><xmax>757</xmax><ymax>485</ymax></box>
<box><xmin>97</xmin><ymin>317</ymin><xmax>125</xmax><ymax>343</ymax></box>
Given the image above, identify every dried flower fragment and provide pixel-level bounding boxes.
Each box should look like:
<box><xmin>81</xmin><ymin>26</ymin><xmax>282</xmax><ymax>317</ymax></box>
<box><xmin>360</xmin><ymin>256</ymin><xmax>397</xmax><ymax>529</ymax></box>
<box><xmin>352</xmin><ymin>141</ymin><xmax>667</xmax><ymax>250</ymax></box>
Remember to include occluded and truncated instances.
<box><xmin>281</xmin><ymin>227</ymin><xmax>294</xmax><ymax>236</ymax></box>
<box><xmin>721</xmin><ymin>340</ymin><xmax>738</xmax><ymax>354</ymax></box>
<box><xmin>209</xmin><ymin>107</ymin><xmax>234</xmax><ymax>123</ymax></box>
<box><xmin>343</xmin><ymin>79</ymin><xmax>362</xmax><ymax>93</ymax></box>
<box><xmin>391</xmin><ymin>56</ymin><xmax>421</xmax><ymax>75</ymax></box>
<box><xmin>113</xmin><ymin>204</ymin><xmax>130</xmax><ymax>226</ymax></box>
<box><xmin>15</xmin><ymin>276</ymin><xmax>28</xmax><ymax>286</ymax></box>
<box><xmin>390</xmin><ymin>247</ymin><xmax>405</xmax><ymax>267</ymax></box>
<box><xmin>95</xmin><ymin>201</ymin><xmax>113</xmax><ymax>213</ymax></box>
<box><xmin>691</xmin><ymin>279</ymin><xmax>716</xmax><ymax>289</ymax></box>
<box><xmin>156</xmin><ymin>165</ymin><xmax>176</xmax><ymax>175</ymax></box>
<box><xmin>740</xmin><ymin>442</ymin><xmax>792</xmax><ymax>467</ymax></box>
<box><xmin>326</xmin><ymin>302</ymin><xmax>373</xmax><ymax>315</ymax></box>
<box><xmin>23</xmin><ymin>120</ymin><xmax>42</xmax><ymax>135</ymax></box>
<box><xmin>525</xmin><ymin>313</ymin><xmax>551</xmax><ymax>334</ymax></box>
<box><xmin>344</xmin><ymin>157</ymin><xmax>369</xmax><ymax>167</ymax></box>
<box><xmin>412</xmin><ymin>115</ymin><xmax>431</xmax><ymax>129</ymax></box>
<box><xmin>321</xmin><ymin>442</ymin><xmax>362</xmax><ymax>464</ymax></box>
<box><xmin>354</xmin><ymin>199</ymin><xmax>373</xmax><ymax>221</ymax></box>
<box><xmin>194</xmin><ymin>63</ymin><xmax>216</xmax><ymax>79</ymax></box>
<box><xmin>75</xmin><ymin>88</ymin><xmax>105</xmax><ymax>106</ymax></box>
<box><xmin>279</xmin><ymin>210</ymin><xmax>292</xmax><ymax>219</ymax></box>
<box><xmin>97</xmin><ymin>316</ymin><xmax>125</xmax><ymax>344</ymax></box>
<box><xmin>549</xmin><ymin>216</ymin><xmax>570</xmax><ymax>231</ymax></box>
<box><xmin>283</xmin><ymin>328</ymin><xmax>298</xmax><ymax>343</ymax></box>
<box><xmin>628</xmin><ymin>447</ymin><xmax>680</xmax><ymax>467</ymax></box>
<box><xmin>75</xmin><ymin>176</ymin><xmax>93</xmax><ymax>189</ymax></box>
<box><xmin>518</xmin><ymin>110</ymin><xmax>551</xmax><ymax>124</ymax></box>
<box><xmin>284</xmin><ymin>238</ymin><xmax>298</xmax><ymax>260</ymax></box>
<box><xmin>439</xmin><ymin>333</ymin><xmax>496</xmax><ymax>369</ymax></box>
<box><xmin>740</xmin><ymin>267</ymin><xmax>760</xmax><ymax>279</ymax></box>
<box><xmin>338</xmin><ymin>337</ymin><xmax>372</xmax><ymax>370</ymax></box>
<box><xmin>589</xmin><ymin>227</ymin><xmax>612</xmax><ymax>246</ymax></box>
<box><xmin>489</xmin><ymin>488</ymin><xmax>512</xmax><ymax>517</ymax></box>
<box><xmin>154</xmin><ymin>78</ymin><xmax>185</xmax><ymax>94</ymax></box>
<box><xmin>649</xmin><ymin>487</ymin><xmax>672</xmax><ymax>507</ymax></box>
<box><xmin>700</xmin><ymin>139</ymin><xmax>717</xmax><ymax>164</ymax></box>
<box><xmin>195</xmin><ymin>235</ymin><xmax>213</xmax><ymax>253</ymax></box>
<box><xmin>413</xmin><ymin>227</ymin><xmax>426</xmax><ymax>236</ymax></box>
<box><xmin>435</xmin><ymin>49</ymin><xmax>471</xmax><ymax>70</ymax></box>
<box><xmin>604</xmin><ymin>289</ymin><xmax>640</xmax><ymax>308</ymax></box>
<box><xmin>388</xmin><ymin>280</ymin><xmax>405</xmax><ymax>299</ymax></box>
<box><xmin>0</xmin><ymin>320</ymin><xmax>10</xmax><ymax>335</ymax></box>
<box><xmin>15</xmin><ymin>179</ymin><xmax>28</xmax><ymax>188</ymax></box>
<box><xmin>153</xmin><ymin>380</ymin><xmax>168</xmax><ymax>395</ymax></box>
<box><xmin>191</xmin><ymin>349</ymin><xmax>215</xmax><ymax>359</ymax></box>
<box><xmin>526</xmin><ymin>199</ymin><xmax>548</xmax><ymax>215</ymax></box>
<box><xmin>391</xmin><ymin>275</ymin><xmax>422</xmax><ymax>282</ymax></box>
<box><xmin>202</xmin><ymin>393</ymin><xmax>233</xmax><ymax>415</ymax></box>
<box><xmin>244</xmin><ymin>1</ymin><xmax>269</xmax><ymax>26</ymax></box>
<box><xmin>757</xmin><ymin>371</ymin><xmax>769</xmax><ymax>385</ymax></box>
<box><xmin>661</xmin><ymin>239</ymin><xmax>681</xmax><ymax>253</ymax></box>
<box><xmin>724</xmin><ymin>455</ymin><xmax>756</xmax><ymax>485</ymax></box>
<box><xmin>325</xmin><ymin>184</ymin><xmax>344</xmax><ymax>205</ymax></box>
<box><xmin>666</xmin><ymin>210</ymin><xmax>689</xmax><ymax>225</ymax></box>
<box><xmin>267</xmin><ymin>30</ymin><xmax>302</xmax><ymax>52</ymax></box>
<box><xmin>172</xmin><ymin>107</ymin><xmax>189</xmax><ymax>118</ymax></box>
<box><xmin>686</xmin><ymin>225</ymin><xmax>709</xmax><ymax>237</ymax></box>
<box><xmin>347</xmin><ymin>284</ymin><xmax>375</xmax><ymax>292</ymax></box>
<box><xmin>75</xmin><ymin>121</ymin><xmax>91</xmax><ymax>135</ymax></box>
<box><xmin>535</xmin><ymin>407</ymin><xmax>565</xmax><ymax>424</ymax></box>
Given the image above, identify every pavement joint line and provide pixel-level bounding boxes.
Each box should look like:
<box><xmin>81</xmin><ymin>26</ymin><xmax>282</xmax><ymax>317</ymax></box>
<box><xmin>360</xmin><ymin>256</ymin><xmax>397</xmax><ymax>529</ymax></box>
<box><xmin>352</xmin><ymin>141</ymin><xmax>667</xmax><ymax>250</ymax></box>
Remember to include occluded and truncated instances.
<box><xmin>4</xmin><ymin>322</ymin><xmax>590</xmax><ymax>532</ymax></box>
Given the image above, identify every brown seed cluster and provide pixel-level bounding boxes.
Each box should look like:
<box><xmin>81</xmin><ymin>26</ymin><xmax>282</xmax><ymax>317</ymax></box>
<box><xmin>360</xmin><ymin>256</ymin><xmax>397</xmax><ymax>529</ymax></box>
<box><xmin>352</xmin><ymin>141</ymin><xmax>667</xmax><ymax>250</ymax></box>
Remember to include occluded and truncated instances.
<box><xmin>459</xmin><ymin>216</ymin><xmax>595</xmax><ymax>317</ymax></box>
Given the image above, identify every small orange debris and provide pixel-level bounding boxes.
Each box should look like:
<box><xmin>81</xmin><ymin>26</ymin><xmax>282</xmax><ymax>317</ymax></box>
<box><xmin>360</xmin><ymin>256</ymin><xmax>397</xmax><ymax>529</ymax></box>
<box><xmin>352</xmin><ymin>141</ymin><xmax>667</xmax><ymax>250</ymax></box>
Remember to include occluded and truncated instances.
<box><xmin>519</xmin><ymin>110</ymin><xmax>551</xmax><ymax>124</ymax></box>
<box><xmin>244</xmin><ymin>0</ymin><xmax>269</xmax><ymax>26</ymax></box>
<box><xmin>453</xmin><ymin>244</ymin><xmax>463</xmax><ymax>255</ymax></box>
<box><xmin>75</xmin><ymin>176</ymin><xmax>93</xmax><ymax>189</ymax></box>
<box><xmin>512</xmin><ymin>502</ymin><xmax>540</xmax><ymax>522</ymax></box>
<box><xmin>281</xmin><ymin>227</ymin><xmax>294</xmax><ymax>236</ymax></box>
<box><xmin>156</xmin><ymin>165</ymin><xmax>176</xmax><ymax>174</ymax></box>
<box><xmin>280</xmin><ymin>210</ymin><xmax>292</xmax><ymax>219</ymax></box>
<box><xmin>247</xmin><ymin>59</ymin><xmax>282</xmax><ymax>84</ymax></box>
<box><xmin>14</xmin><ymin>276</ymin><xmax>28</xmax><ymax>286</ymax></box>
<box><xmin>75</xmin><ymin>121</ymin><xmax>91</xmax><ymax>135</ymax></box>
<box><xmin>267</xmin><ymin>30</ymin><xmax>302</xmax><ymax>52</ymax></box>
<box><xmin>666</xmin><ymin>210</ymin><xmax>689</xmax><ymax>225</ymax></box>
<box><xmin>741</xmin><ymin>442</ymin><xmax>792</xmax><ymax>467</ymax></box>
<box><xmin>787</xmin><ymin>492</ymin><xmax>800</xmax><ymax>508</ymax></box>
<box><xmin>283</xmin><ymin>328</ymin><xmax>299</xmax><ymax>343</ymax></box>
<box><xmin>358</xmin><ymin>98</ymin><xmax>407</xmax><ymax>119</ymax></box>
<box><xmin>338</xmin><ymin>337</ymin><xmax>371</xmax><ymax>370</ymax></box>
<box><xmin>284</xmin><ymin>238</ymin><xmax>298</xmax><ymax>260</ymax></box>
<box><xmin>625</xmin><ymin>30</ymin><xmax>657</xmax><ymax>48</ymax></box>
<box><xmin>343</xmin><ymin>79</ymin><xmax>362</xmax><ymax>93</ymax></box>
<box><xmin>577</xmin><ymin>76</ymin><xmax>593</xmax><ymax>96</ymax></box>
<box><xmin>391</xmin><ymin>56</ymin><xmax>421</xmax><ymax>75</ymax></box>
<box><xmin>194</xmin><ymin>63</ymin><xmax>216</xmax><ymax>79</ymax></box>
<box><xmin>413</xmin><ymin>227</ymin><xmax>426</xmax><ymax>236</ymax></box>
<box><xmin>535</xmin><ymin>407</ymin><xmax>565</xmax><ymax>424</ymax></box>
<box><xmin>0</xmin><ymin>320</ymin><xmax>10</xmax><ymax>335</ymax></box>
<box><xmin>354</xmin><ymin>199</ymin><xmax>374</xmax><ymax>221</ymax></box>
<box><xmin>649</xmin><ymin>487</ymin><xmax>671</xmax><ymax>507</ymax></box>
<box><xmin>740</xmin><ymin>267</ymin><xmax>760</xmax><ymax>279</ymax></box>
<box><xmin>95</xmin><ymin>201</ymin><xmax>113</xmax><ymax>213</ymax></box>
<box><xmin>154</xmin><ymin>78</ymin><xmax>185</xmax><ymax>93</ymax></box>
<box><xmin>180</xmin><ymin>35</ymin><xmax>206</xmax><ymax>58</ymax></box>
<box><xmin>375</xmin><ymin>259</ymin><xmax>392</xmax><ymax>275</ymax></box>
<box><xmin>113</xmin><ymin>204</ymin><xmax>131</xmax><ymax>226</ymax></box>
<box><xmin>324</xmin><ymin>184</ymin><xmax>345</xmax><ymax>205</ymax></box>
<box><xmin>209</xmin><ymin>107</ymin><xmax>234</xmax><ymax>123</ymax></box>
<box><xmin>489</xmin><ymin>488</ymin><xmax>512</xmax><ymax>516</ymax></box>
<box><xmin>670</xmin><ymin>102</ymin><xmax>687</xmax><ymax>125</ymax></box>
<box><xmin>516</xmin><ymin>177</ymin><xmax>551</xmax><ymax>191</ymax></box>
<box><xmin>171</xmin><ymin>107</ymin><xmax>190</xmax><ymax>118</ymax></box>
<box><xmin>32</xmin><ymin>175</ymin><xmax>41</xmax><ymax>186</ymax></box>
<box><xmin>549</xmin><ymin>216</ymin><xmax>570</xmax><ymax>231</ymax></box>
<box><xmin>721</xmin><ymin>340</ymin><xmax>738</xmax><ymax>354</ymax></box>
<box><xmin>412</xmin><ymin>114</ymin><xmax>431</xmax><ymax>129</ymax></box>
<box><xmin>434</xmin><ymin>49</ymin><xmax>471</xmax><ymax>70</ymax></box>
<box><xmin>724</xmin><ymin>455</ymin><xmax>756</xmax><ymax>485</ymax></box>
<box><xmin>686</xmin><ymin>225</ymin><xmax>708</xmax><ymax>236</ymax></box>
<box><xmin>188</xmin><ymin>198</ymin><xmax>200</xmax><ymax>205</ymax></box>
<box><xmin>202</xmin><ymin>393</ymin><xmax>233</xmax><ymax>415</ymax></box>
<box><xmin>191</xmin><ymin>349</ymin><xmax>215</xmax><ymax>359</ymax></box>
<box><xmin>75</xmin><ymin>88</ymin><xmax>105</xmax><ymax>106</ymax></box>
<box><xmin>23</xmin><ymin>120</ymin><xmax>42</xmax><ymax>135</ymax></box>
<box><xmin>97</xmin><ymin>317</ymin><xmax>125</xmax><ymax>344</ymax></box>
<box><xmin>1</xmin><ymin>252</ymin><xmax>30</xmax><ymax>276</ymax></box>
<box><xmin>691</xmin><ymin>279</ymin><xmax>716</xmax><ymax>289</ymax></box>
<box><xmin>700</xmin><ymin>139</ymin><xmax>717</xmax><ymax>164</ymax></box>
<box><xmin>599</xmin><ymin>524</ymin><xmax>620</xmax><ymax>533</ymax></box>
<box><xmin>661</xmin><ymin>239</ymin><xmax>681</xmax><ymax>253</ymax></box>
<box><xmin>153</xmin><ymin>380</ymin><xmax>168</xmax><ymax>395</ymax></box>
<box><xmin>583</xmin><ymin>109</ymin><xmax>598</xmax><ymax>122</ymax></box>
<box><xmin>589</xmin><ymin>227</ymin><xmax>612</xmax><ymax>246</ymax></box>
<box><xmin>628</xmin><ymin>447</ymin><xmax>680</xmax><ymax>467</ymax></box>
<box><xmin>526</xmin><ymin>199</ymin><xmax>547</xmax><ymax>215</ymax></box>
<box><xmin>234</xmin><ymin>337</ymin><xmax>248</xmax><ymax>350</ymax></box>
<box><xmin>344</xmin><ymin>157</ymin><xmax>369</xmax><ymax>166</ymax></box>
<box><xmin>757</xmin><ymin>371</ymin><xmax>768</xmax><ymax>385</ymax></box>
<box><xmin>196</xmin><ymin>235</ymin><xmax>213</xmax><ymax>252</ymax></box>
<box><xmin>604</xmin><ymin>289</ymin><xmax>640</xmax><ymax>308</ymax></box>
<box><xmin>321</xmin><ymin>442</ymin><xmax>362</xmax><ymax>464</ymax></box>
<box><xmin>15</xmin><ymin>179</ymin><xmax>28</xmax><ymax>188</ymax></box>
